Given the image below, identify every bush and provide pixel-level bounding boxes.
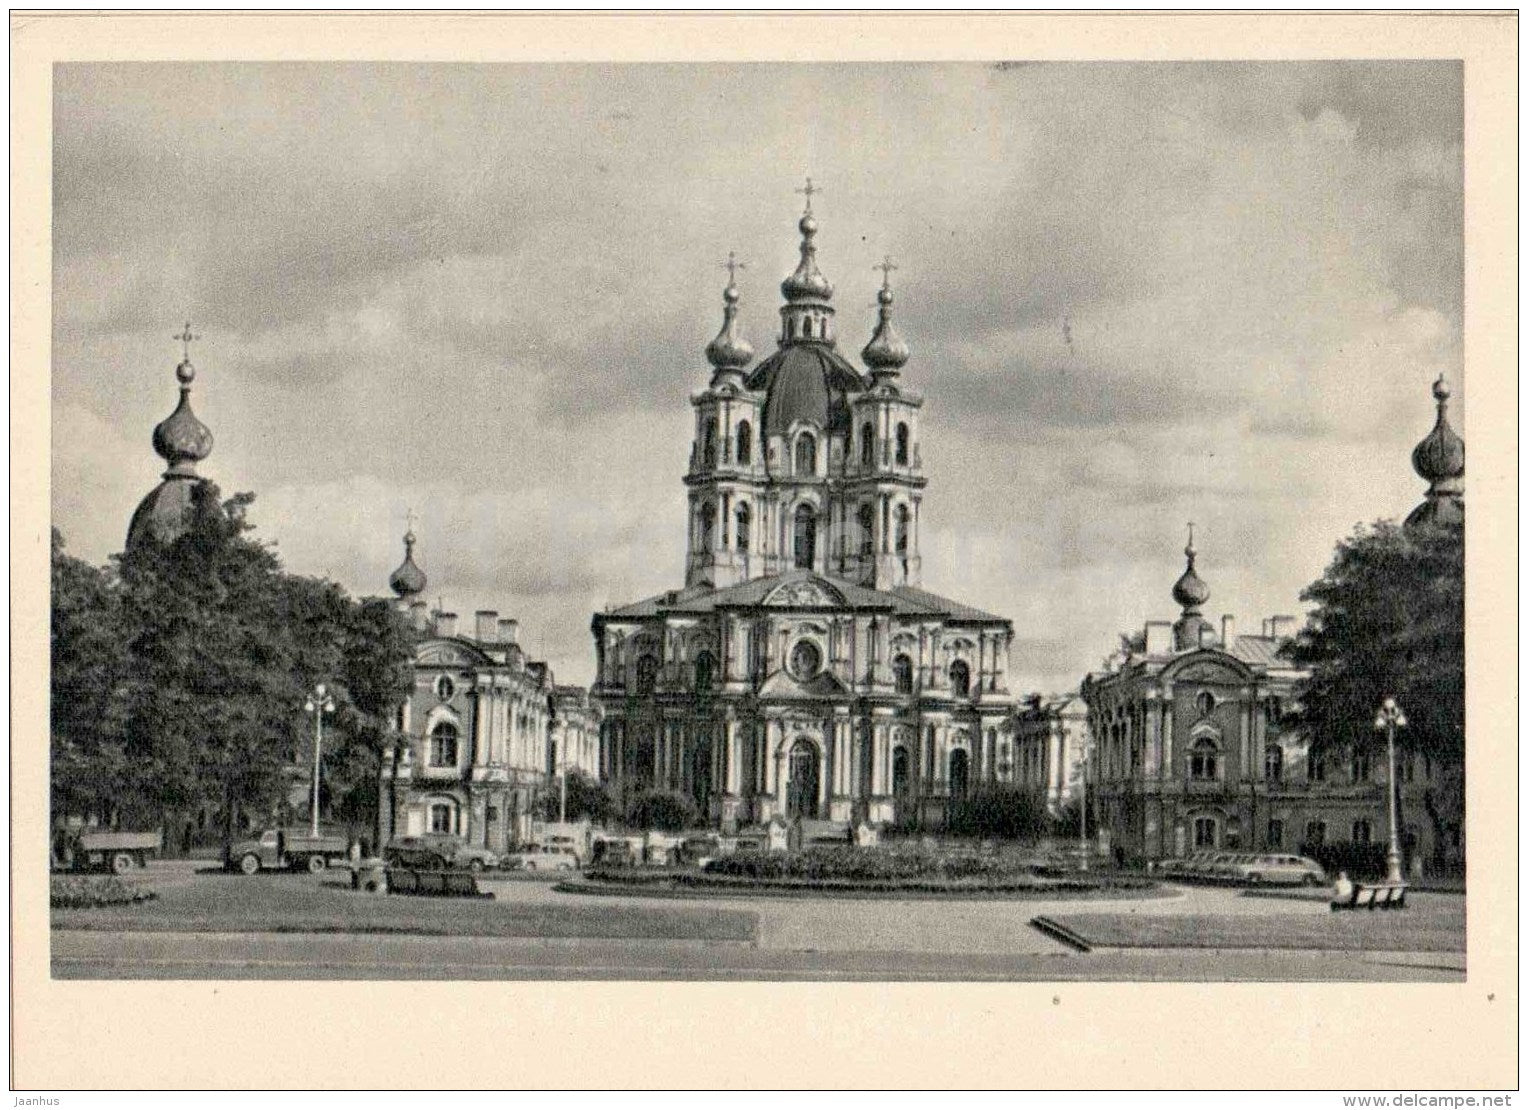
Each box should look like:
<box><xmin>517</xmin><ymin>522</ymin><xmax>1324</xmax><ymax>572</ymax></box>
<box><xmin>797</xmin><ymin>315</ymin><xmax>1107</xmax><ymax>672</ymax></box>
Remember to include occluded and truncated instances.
<box><xmin>50</xmin><ymin>875</ymin><xmax>157</xmax><ymax>908</ymax></box>
<box><xmin>1301</xmin><ymin>840</ymin><xmax>1390</xmax><ymax>880</ymax></box>
<box><xmin>537</xmin><ymin>770</ymin><xmax>618</xmax><ymax>824</ymax></box>
<box><xmin>624</xmin><ymin>790</ymin><xmax>698</xmax><ymax>833</ymax></box>
<box><xmin>703</xmin><ymin>846</ymin><xmax>1036</xmax><ymax>883</ymax></box>
<box><xmin>945</xmin><ymin>787</ymin><xmax>1048</xmax><ymax>839</ymax></box>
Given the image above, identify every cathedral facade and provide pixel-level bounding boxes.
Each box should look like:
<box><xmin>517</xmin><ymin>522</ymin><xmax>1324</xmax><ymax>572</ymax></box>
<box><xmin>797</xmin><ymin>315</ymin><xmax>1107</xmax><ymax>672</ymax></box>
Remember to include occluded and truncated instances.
<box><xmin>591</xmin><ymin>197</ymin><xmax>1015</xmax><ymax>832</ymax></box>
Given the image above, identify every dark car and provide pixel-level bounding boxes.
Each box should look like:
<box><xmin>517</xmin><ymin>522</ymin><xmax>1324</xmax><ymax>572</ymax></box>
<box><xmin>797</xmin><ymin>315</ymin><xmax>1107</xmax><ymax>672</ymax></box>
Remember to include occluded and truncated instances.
<box><xmin>383</xmin><ymin>835</ymin><xmax>500</xmax><ymax>871</ymax></box>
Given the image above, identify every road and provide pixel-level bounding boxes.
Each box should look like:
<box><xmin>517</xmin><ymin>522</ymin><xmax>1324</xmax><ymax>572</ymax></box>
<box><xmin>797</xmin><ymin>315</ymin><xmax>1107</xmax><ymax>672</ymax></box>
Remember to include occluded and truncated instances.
<box><xmin>50</xmin><ymin>929</ymin><xmax>1463</xmax><ymax>981</ymax></box>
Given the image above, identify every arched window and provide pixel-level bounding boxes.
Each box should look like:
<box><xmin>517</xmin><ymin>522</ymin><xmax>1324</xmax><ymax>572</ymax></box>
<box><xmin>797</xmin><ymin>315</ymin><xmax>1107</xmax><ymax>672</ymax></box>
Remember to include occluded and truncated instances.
<box><xmin>702</xmin><ymin>418</ymin><xmax>717</xmax><ymax>468</ymax></box>
<box><xmin>895</xmin><ymin>422</ymin><xmax>910</xmax><ymax>466</ymax></box>
<box><xmin>1351</xmin><ymin>751</ymin><xmax>1371</xmax><ymax>782</ymax></box>
<box><xmin>699</xmin><ymin>502</ymin><xmax>715</xmax><ymax>553</ymax></box>
<box><xmin>949</xmin><ymin>748</ymin><xmax>970</xmax><ymax>799</ymax></box>
<box><xmin>428</xmin><ymin>801</ymin><xmax>455</xmax><ymax>834</ymax></box>
<box><xmin>793</xmin><ymin>503</ymin><xmax>816</xmax><ymax>569</ymax></box>
<box><xmin>635</xmin><ymin>655</ymin><xmax>658</xmax><ymax>696</ymax></box>
<box><xmin>1264</xmin><ymin>744</ymin><xmax>1283</xmax><ymax>782</ymax></box>
<box><xmin>894</xmin><ymin>504</ymin><xmax>910</xmax><ymax>555</ymax></box>
<box><xmin>892</xmin><ymin>653</ymin><xmax>914</xmax><ymax>695</ymax></box>
<box><xmin>694</xmin><ymin>651</ymin><xmax>716</xmax><ymax>694</ymax></box>
<box><xmin>736</xmin><ymin>420</ymin><xmax>752</xmax><ymax>465</ymax></box>
<box><xmin>1195</xmin><ymin>691</ymin><xmax>1215</xmax><ymax>717</ymax></box>
<box><xmin>1189</xmin><ymin>736</ymin><xmax>1219</xmax><ymax>781</ymax></box>
<box><xmin>1193</xmin><ymin>815</ymin><xmax>1218</xmax><ymax>849</ymax></box>
<box><xmin>428</xmin><ymin>722</ymin><xmax>459</xmax><ymax>768</ymax></box>
<box><xmin>949</xmin><ymin>659</ymin><xmax>971</xmax><ymax>699</ymax></box>
<box><xmin>795</xmin><ymin>433</ymin><xmax>817</xmax><ymax>476</ymax></box>
<box><xmin>858</xmin><ymin>503</ymin><xmax>874</xmax><ymax>556</ymax></box>
<box><xmin>860</xmin><ymin>422</ymin><xmax>874</xmax><ymax>467</ymax></box>
<box><xmin>734</xmin><ymin>502</ymin><xmax>751</xmax><ymax>553</ymax></box>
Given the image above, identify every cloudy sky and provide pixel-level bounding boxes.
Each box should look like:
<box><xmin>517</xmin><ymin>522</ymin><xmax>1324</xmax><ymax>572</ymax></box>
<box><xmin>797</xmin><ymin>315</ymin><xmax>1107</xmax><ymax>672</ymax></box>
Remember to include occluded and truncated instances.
<box><xmin>52</xmin><ymin>61</ymin><xmax>1463</xmax><ymax>692</ymax></box>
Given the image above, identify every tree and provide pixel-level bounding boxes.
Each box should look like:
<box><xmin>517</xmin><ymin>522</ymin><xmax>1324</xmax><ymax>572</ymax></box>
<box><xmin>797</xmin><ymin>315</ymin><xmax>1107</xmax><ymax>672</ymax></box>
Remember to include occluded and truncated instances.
<box><xmin>1282</xmin><ymin>519</ymin><xmax>1464</xmax><ymax>864</ymax></box>
<box><xmin>536</xmin><ymin>769</ymin><xmax>618</xmax><ymax>825</ymax></box>
<box><xmin>50</xmin><ymin>529</ymin><xmax>129</xmax><ymax>825</ymax></box>
<box><xmin>624</xmin><ymin>789</ymin><xmax>697</xmax><ymax>832</ymax></box>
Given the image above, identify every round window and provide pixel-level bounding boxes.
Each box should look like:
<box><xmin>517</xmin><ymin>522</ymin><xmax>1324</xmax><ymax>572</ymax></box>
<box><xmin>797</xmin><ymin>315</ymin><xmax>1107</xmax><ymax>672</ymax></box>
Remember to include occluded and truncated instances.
<box><xmin>789</xmin><ymin>640</ymin><xmax>823</xmax><ymax>681</ymax></box>
<box><xmin>435</xmin><ymin>675</ymin><xmax>456</xmax><ymax>702</ymax></box>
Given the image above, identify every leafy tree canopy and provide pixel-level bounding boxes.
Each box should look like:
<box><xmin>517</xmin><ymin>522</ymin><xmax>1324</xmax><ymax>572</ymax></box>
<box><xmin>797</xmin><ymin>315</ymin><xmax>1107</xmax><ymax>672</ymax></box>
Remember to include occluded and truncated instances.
<box><xmin>1282</xmin><ymin>519</ymin><xmax>1463</xmax><ymax>766</ymax></box>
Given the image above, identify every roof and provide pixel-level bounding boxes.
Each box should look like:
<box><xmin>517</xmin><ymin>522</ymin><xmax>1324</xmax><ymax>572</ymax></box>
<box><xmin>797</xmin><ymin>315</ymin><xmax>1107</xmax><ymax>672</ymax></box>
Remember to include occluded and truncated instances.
<box><xmin>1227</xmin><ymin>634</ymin><xmax>1286</xmax><ymax>667</ymax></box>
<box><xmin>601</xmin><ymin>570</ymin><xmax>1007</xmax><ymax>624</ymax></box>
<box><xmin>744</xmin><ymin>343</ymin><xmax>866</xmax><ymax>435</ymax></box>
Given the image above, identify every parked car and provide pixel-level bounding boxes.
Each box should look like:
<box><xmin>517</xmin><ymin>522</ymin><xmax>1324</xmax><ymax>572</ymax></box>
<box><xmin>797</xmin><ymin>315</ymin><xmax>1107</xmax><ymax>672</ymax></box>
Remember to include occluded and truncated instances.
<box><xmin>1219</xmin><ymin>853</ymin><xmax>1327</xmax><ymax>886</ymax></box>
<box><xmin>384</xmin><ymin>835</ymin><xmax>498</xmax><ymax>872</ymax></box>
<box><xmin>590</xmin><ymin>837</ymin><xmax>637</xmax><ymax>867</ymax></box>
<box><xmin>501</xmin><ymin>844</ymin><xmax>579</xmax><ymax>872</ymax></box>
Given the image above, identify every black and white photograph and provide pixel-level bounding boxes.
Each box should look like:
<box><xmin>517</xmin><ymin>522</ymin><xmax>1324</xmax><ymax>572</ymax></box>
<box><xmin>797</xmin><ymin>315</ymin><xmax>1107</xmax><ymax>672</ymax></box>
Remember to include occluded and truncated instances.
<box><xmin>15</xmin><ymin>10</ymin><xmax>1516</xmax><ymax>1096</ymax></box>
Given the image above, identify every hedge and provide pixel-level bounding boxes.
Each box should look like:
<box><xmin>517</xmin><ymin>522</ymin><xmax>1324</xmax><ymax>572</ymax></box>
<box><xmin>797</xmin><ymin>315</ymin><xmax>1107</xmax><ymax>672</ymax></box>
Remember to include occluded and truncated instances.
<box><xmin>51</xmin><ymin>875</ymin><xmax>157</xmax><ymax>909</ymax></box>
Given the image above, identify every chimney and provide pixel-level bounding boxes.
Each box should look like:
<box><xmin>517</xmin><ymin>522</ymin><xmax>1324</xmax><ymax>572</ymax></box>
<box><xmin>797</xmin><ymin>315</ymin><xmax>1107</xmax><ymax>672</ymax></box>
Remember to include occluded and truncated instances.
<box><xmin>475</xmin><ymin>610</ymin><xmax>498</xmax><ymax>642</ymax></box>
<box><xmin>409</xmin><ymin>601</ymin><xmax>428</xmax><ymax>632</ymax></box>
<box><xmin>435</xmin><ymin>611</ymin><xmax>458</xmax><ymax>638</ymax></box>
<box><xmin>1221</xmin><ymin>615</ymin><xmax>1236</xmax><ymax>647</ymax></box>
<box><xmin>1198</xmin><ymin>623</ymin><xmax>1215</xmax><ymax>648</ymax></box>
<box><xmin>498</xmin><ymin>618</ymin><xmax>519</xmax><ymax>645</ymax></box>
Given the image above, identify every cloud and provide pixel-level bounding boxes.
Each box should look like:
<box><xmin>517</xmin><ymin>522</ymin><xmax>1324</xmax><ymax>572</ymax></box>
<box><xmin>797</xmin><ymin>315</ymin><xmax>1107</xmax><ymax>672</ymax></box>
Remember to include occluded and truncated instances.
<box><xmin>51</xmin><ymin>61</ymin><xmax>1463</xmax><ymax>693</ymax></box>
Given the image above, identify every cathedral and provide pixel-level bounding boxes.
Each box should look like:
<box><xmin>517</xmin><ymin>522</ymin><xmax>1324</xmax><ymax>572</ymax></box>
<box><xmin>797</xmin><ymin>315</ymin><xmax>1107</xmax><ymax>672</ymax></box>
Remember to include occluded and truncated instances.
<box><xmin>590</xmin><ymin>193</ymin><xmax>1015</xmax><ymax>832</ymax></box>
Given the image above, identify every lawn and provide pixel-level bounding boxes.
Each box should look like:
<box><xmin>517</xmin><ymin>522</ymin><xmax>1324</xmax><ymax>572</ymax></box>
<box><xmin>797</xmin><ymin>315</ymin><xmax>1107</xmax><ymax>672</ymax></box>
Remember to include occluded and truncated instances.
<box><xmin>51</xmin><ymin>870</ymin><xmax>757</xmax><ymax>943</ymax></box>
<box><xmin>1038</xmin><ymin>894</ymin><xmax>1465</xmax><ymax>953</ymax></box>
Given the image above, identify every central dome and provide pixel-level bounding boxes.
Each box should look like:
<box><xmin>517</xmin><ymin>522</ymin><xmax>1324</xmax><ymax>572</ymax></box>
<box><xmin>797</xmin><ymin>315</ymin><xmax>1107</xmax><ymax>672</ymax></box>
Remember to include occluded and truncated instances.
<box><xmin>745</xmin><ymin>343</ymin><xmax>866</xmax><ymax>436</ymax></box>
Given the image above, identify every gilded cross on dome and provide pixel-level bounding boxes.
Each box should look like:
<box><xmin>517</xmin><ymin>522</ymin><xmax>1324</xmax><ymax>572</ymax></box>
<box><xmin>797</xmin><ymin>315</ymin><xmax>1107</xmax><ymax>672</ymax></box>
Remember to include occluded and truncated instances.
<box><xmin>173</xmin><ymin>322</ymin><xmax>200</xmax><ymax>362</ymax></box>
<box><xmin>722</xmin><ymin>251</ymin><xmax>748</xmax><ymax>283</ymax></box>
<box><xmin>794</xmin><ymin>176</ymin><xmax>819</xmax><ymax>213</ymax></box>
<box><xmin>874</xmin><ymin>256</ymin><xmax>898</xmax><ymax>286</ymax></box>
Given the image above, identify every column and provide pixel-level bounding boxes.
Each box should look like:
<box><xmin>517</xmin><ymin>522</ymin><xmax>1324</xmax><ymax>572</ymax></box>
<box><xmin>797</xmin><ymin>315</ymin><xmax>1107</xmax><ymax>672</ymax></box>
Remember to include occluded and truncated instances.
<box><xmin>1161</xmin><ymin>693</ymin><xmax>1175</xmax><ymax>779</ymax></box>
<box><xmin>473</xmin><ymin>691</ymin><xmax>490</xmax><ymax>768</ymax></box>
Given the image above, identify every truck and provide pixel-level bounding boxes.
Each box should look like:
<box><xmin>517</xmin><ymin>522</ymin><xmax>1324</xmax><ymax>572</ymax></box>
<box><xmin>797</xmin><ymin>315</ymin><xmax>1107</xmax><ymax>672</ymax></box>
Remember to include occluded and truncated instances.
<box><xmin>55</xmin><ymin>828</ymin><xmax>162</xmax><ymax>874</ymax></box>
<box><xmin>228</xmin><ymin>828</ymin><xmax>352</xmax><ymax>875</ymax></box>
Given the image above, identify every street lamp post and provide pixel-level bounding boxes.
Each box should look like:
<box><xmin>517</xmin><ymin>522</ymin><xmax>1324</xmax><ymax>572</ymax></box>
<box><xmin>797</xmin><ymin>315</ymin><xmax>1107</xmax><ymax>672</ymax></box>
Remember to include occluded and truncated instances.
<box><xmin>304</xmin><ymin>683</ymin><xmax>337</xmax><ymax>839</ymax></box>
<box><xmin>1373</xmin><ymin>697</ymin><xmax>1407</xmax><ymax>884</ymax></box>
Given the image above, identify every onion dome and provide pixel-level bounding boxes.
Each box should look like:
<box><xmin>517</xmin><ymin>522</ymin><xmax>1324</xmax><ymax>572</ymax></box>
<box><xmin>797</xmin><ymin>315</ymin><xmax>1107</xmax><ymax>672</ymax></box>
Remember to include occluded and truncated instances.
<box><xmin>152</xmin><ymin>356</ymin><xmax>214</xmax><ymax>478</ymax></box>
<box><xmin>1171</xmin><ymin>527</ymin><xmax>1210</xmax><ymax>611</ymax></box>
<box><xmin>704</xmin><ymin>260</ymin><xmax>754</xmax><ymax>374</ymax></box>
<box><xmin>389</xmin><ymin>528</ymin><xmax>428</xmax><ymax>600</ymax></box>
<box><xmin>1406</xmin><ymin>373</ymin><xmax>1465</xmax><ymax>529</ymax></box>
<box><xmin>780</xmin><ymin>209</ymin><xmax>835</xmax><ymax>304</ymax></box>
<box><xmin>126</xmin><ymin>327</ymin><xmax>222</xmax><ymax>552</ymax></box>
<box><xmin>861</xmin><ymin>260</ymin><xmax>910</xmax><ymax>375</ymax></box>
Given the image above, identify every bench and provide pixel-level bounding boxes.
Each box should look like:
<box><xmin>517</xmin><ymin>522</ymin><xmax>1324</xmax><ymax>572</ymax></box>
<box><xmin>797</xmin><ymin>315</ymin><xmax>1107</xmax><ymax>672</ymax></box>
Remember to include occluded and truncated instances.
<box><xmin>383</xmin><ymin>867</ymin><xmax>492</xmax><ymax>899</ymax></box>
<box><xmin>1331</xmin><ymin>882</ymin><xmax>1407</xmax><ymax>911</ymax></box>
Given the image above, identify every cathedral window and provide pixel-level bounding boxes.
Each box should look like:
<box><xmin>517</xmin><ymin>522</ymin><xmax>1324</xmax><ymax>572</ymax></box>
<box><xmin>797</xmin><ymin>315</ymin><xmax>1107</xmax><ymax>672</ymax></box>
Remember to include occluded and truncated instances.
<box><xmin>793</xmin><ymin>503</ymin><xmax>817</xmax><ymax>569</ymax></box>
<box><xmin>702</xmin><ymin>419</ymin><xmax>717</xmax><ymax>468</ymax></box>
<box><xmin>895</xmin><ymin>422</ymin><xmax>910</xmax><ymax>466</ymax></box>
<box><xmin>428</xmin><ymin>801</ymin><xmax>455</xmax><ymax>834</ymax></box>
<box><xmin>858</xmin><ymin>503</ymin><xmax>874</xmax><ymax>557</ymax></box>
<box><xmin>1264</xmin><ymin>744</ymin><xmax>1283</xmax><ymax>782</ymax></box>
<box><xmin>1189</xmin><ymin>736</ymin><xmax>1219</xmax><ymax>781</ymax></box>
<box><xmin>795</xmin><ymin>433</ymin><xmax>817</xmax><ymax>476</ymax></box>
<box><xmin>1193</xmin><ymin>815</ymin><xmax>1218</xmax><ymax>849</ymax></box>
<box><xmin>788</xmin><ymin>640</ymin><xmax>822</xmax><ymax>681</ymax></box>
<box><xmin>734</xmin><ymin>503</ymin><xmax>751</xmax><ymax>553</ymax></box>
<box><xmin>892</xmin><ymin>653</ymin><xmax>913</xmax><ymax>695</ymax></box>
<box><xmin>428</xmin><ymin>722</ymin><xmax>459</xmax><ymax>768</ymax></box>
<box><xmin>894</xmin><ymin>504</ymin><xmax>910</xmax><ymax>555</ymax></box>
<box><xmin>949</xmin><ymin>659</ymin><xmax>971</xmax><ymax>699</ymax></box>
<box><xmin>434</xmin><ymin>675</ymin><xmax>455</xmax><ymax>701</ymax></box>
<box><xmin>1195</xmin><ymin>690</ymin><xmax>1215</xmax><ymax>717</ymax></box>
<box><xmin>635</xmin><ymin>655</ymin><xmax>658</xmax><ymax>696</ymax></box>
<box><xmin>736</xmin><ymin>420</ymin><xmax>752</xmax><ymax>465</ymax></box>
<box><xmin>860</xmin><ymin>422</ymin><xmax>874</xmax><ymax>467</ymax></box>
<box><xmin>694</xmin><ymin>651</ymin><xmax>716</xmax><ymax>694</ymax></box>
<box><xmin>699</xmin><ymin>502</ymin><xmax>716</xmax><ymax>553</ymax></box>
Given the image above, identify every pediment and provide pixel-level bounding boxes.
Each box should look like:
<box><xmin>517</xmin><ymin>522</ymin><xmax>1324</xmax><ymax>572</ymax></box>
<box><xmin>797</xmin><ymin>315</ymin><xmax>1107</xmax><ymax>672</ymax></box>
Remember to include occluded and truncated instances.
<box><xmin>416</xmin><ymin>639</ymin><xmax>492</xmax><ymax>668</ymax></box>
<box><xmin>763</xmin><ymin>576</ymin><xmax>846</xmax><ymax>608</ymax></box>
<box><xmin>757</xmin><ymin>667</ymin><xmax>851</xmax><ymax>700</ymax></box>
<box><xmin>1164</xmin><ymin>651</ymin><xmax>1250</xmax><ymax>685</ymax></box>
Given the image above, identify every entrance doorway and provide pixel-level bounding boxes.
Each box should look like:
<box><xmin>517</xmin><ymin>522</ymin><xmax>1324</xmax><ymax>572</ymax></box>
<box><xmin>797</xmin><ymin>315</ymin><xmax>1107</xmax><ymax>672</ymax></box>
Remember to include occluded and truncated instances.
<box><xmin>786</xmin><ymin>738</ymin><xmax>820</xmax><ymax>819</ymax></box>
<box><xmin>949</xmin><ymin>748</ymin><xmax>970</xmax><ymax>800</ymax></box>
